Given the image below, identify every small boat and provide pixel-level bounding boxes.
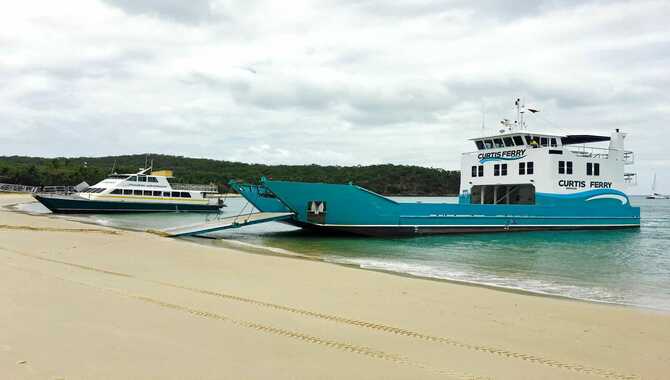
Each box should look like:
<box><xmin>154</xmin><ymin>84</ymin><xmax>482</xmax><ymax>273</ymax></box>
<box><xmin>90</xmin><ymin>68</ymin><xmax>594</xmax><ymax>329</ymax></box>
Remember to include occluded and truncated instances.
<box><xmin>34</xmin><ymin>167</ymin><xmax>223</xmax><ymax>213</ymax></box>
<box><xmin>646</xmin><ymin>173</ymin><xmax>668</xmax><ymax>199</ymax></box>
<box><xmin>227</xmin><ymin>101</ymin><xmax>640</xmax><ymax>237</ymax></box>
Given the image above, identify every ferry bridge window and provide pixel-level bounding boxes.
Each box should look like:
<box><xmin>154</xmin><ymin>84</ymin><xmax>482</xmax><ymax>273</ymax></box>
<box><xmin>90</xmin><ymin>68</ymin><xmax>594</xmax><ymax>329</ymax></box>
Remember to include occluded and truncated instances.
<box><xmin>501</xmin><ymin>163</ymin><xmax>508</xmax><ymax>176</ymax></box>
<box><xmin>513</xmin><ymin>136</ymin><xmax>524</xmax><ymax>146</ymax></box>
<box><xmin>494</xmin><ymin>164</ymin><xmax>500</xmax><ymax>176</ymax></box>
<box><xmin>503</xmin><ymin>137</ymin><xmax>514</xmax><ymax>147</ymax></box>
<box><xmin>475</xmin><ymin>140</ymin><xmax>485</xmax><ymax>150</ymax></box>
<box><xmin>123</xmin><ymin>189</ymin><xmax>132</xmax><ymax>195</ymax></box>
<box><xmin>540</xmin><ymin>137</ymin><xmax>548</xmax><ymax>147</ymax></box>
<box><xmin>494</xmin><ymin>138</ymin><xmax>504</xmax><ymax>148</ymax></box>
<box><xmin>527</xmin><ymin>162</ymin><xmax>534</xmax><ymax>174</ymax></box>
<box><xmin>559</xmin><ymin>160</ymin><xmax>565</xmax><ymax>174</ymax></box>
<box><xmin>133</xmin><ymin>190</ymin><xmax>142</xmax><ymax>196</ymax></box>
<box><xmin>153</xmin><ymin>191</ymin><xmax>162</xmax><ymax>196</ymax></box>
<box><xmin>519</xmin><ymin>162</ymin><xmax>526</xmax><ymax>175</ymax></box>
<box><xmin>148</xmin><ymin>177</ymin><xmax>158</xmax><ymax>183</ymax></box>
<box><xmin>566</xmin><ymin>161</ymin><xmax>573</xmax><ymax>174</ymax></box>
<box><xmin>470</xmin><ymin>184</ymin><xmax>535</xmax><ymax>205</ymax></box>
<box><xmin>478</xmin><ymin>165</ymin><xmax>484</xmax><ymax>176</ymax></box>
<box><xmin>550</xmin><ymin>138</ymin><xmax>557</xmax><ymax>147</ymax></box>
<box><xmin>594</xmin><ymin>163</ymin><xmax>600</xmax><ymax>176</ymax></box>
<box><xmin>484</xmin><ymin>140</ymin><xmax>494</xmax><ymax>149</ymax></box>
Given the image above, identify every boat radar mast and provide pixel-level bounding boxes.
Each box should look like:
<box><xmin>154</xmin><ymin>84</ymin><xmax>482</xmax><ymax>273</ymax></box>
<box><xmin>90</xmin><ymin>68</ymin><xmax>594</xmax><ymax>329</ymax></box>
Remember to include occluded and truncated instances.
<box><xmin>500</xmin><ymin>98</ymin><xmax>539</xmax><ymax>133</ymax></box>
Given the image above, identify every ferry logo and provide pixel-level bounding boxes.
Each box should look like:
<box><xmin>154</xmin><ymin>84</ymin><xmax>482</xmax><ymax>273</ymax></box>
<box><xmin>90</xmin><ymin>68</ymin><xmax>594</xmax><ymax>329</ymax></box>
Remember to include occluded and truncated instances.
<box><xmin>478</xmin><ymin>149</ymin><xmax>526</xmax><ymax>164</ymax></box>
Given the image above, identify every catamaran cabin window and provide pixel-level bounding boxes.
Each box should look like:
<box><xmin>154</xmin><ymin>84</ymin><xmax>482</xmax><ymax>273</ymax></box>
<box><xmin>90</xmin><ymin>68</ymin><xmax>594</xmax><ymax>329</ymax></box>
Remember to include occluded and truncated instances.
<box><xmin>148</xmin><ymin>177</ymin><xmax>158</xmax><ymax>183</ymax></box>
<box><xmin>171</xmin><ymin>191</ymin><xmax>180</xmax><ymax>197</ymax></box>
<box><xmin>138</xmin><ymin>176</ymin><xmax>147</xmax><ymax>182</ymax></box>
<box><xmin>503</xmin><ymin>137</ymin><xmax>514</xmax><ymax>147</ymax></box>
<box><xmin>181</xmin><ymin>192</ymin><xmax>191</xmax><ymax>198</ymax></box>
<box><xmin>153</xmin><ymin>190</ymin><xmax>162</xmax><ymax>196</ymax></box>
<box><xmin>111</xmin><ymin>189</ymin><xmax>122</xmax><ymax>195</ymax></box>
<box><xmin>128</xmin><ymin>176</ymin><xmax>137</xmax><ymax>182</ymax></box>
<box><xmin>133</xmin><ymin>190</ymin><xmax>142</xmax><ymax>195</ymax></box>
<box><xmin>475</xmin><ymin>140</ymin><xmax>485</xmax><ymax>150</ymax></box>
<box><xmin>494</xmin><ymin>138</ymin><xmax>504</xmax><ymax>148</ymax></box>
<box><xmin>513</xmin><ymin>136</ymin><xmax>524</xmax><ymax>145</ymax></box>
<box><xmin>143</xmin><ymin>190</ymin><xmax>152</xmax><ymax>196</ymax></box>
<box><xmin>470</xmin><ymin>184</ymin><xmax>535</xmax><ymax>205</ymax></box>
<box><xmin>123</xmin><ymin>189</ymin><xmax>132</xmax><ymax>195</ymax></box>
<box><xmin>163</xmin><ymin>192</ymin><xmax>171</xmax><ymax>197</ymax></box>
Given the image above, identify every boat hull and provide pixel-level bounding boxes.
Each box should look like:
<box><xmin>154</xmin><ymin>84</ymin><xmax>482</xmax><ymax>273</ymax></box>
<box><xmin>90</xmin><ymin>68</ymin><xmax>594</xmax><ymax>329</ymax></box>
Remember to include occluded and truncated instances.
<box><xmin>34</xmin><ymin>194</ymin><xmax>222</xmax><ymax>214</ymax></box>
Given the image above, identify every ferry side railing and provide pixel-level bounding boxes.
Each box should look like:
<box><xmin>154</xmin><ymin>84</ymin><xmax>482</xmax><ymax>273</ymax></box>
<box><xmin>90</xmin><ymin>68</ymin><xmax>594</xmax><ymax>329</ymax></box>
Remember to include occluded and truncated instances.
<box><xmin>624</xmin><ymin>173</ymin><xmax>637</xmax><ymax>185</ymax></box>
<box><xmin>170</xmin><ymin>183</ymin><xmax>218</xmax><ymax>192</ymax></box>
<box><xmin>570</xmin><ymin>145</ymin><xmax>610</xmax><ymax>159</ymax></box>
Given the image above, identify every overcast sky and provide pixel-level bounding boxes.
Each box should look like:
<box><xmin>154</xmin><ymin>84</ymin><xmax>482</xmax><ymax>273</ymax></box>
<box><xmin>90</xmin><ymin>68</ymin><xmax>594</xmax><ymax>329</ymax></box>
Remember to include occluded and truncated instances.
<box><xmin>1</xmin><ymin>0</ymin><xmax>668</xmax><ymax>193</ymax></box>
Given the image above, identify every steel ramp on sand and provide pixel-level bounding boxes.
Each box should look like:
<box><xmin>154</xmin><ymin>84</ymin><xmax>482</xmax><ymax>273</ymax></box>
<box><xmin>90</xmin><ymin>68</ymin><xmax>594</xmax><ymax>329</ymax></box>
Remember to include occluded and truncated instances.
<box><xmin>160</xmin><ymin>212</ymin><xmax>295</xmax><ymax>237</ymax></box>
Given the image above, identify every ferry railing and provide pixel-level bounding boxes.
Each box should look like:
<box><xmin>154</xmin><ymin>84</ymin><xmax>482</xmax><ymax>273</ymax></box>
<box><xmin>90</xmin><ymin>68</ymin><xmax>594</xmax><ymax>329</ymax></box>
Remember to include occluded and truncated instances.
<box><xmin>624</xmin><ymin>173</ymin><xmax>637</xmax><ymax>185</ymax></box>
<box><xmin>570</xmin><ymin>146</ymin><xmax>610</xmax><ymax>159</ymax></box>
<box><xmin>39</xmin><ymin>186</ymin><xmax>78</xmax><ymax>195</ymax></box>
<box><xmin>623</xmin><ymin>150</ymin><xmax>634</xmax><ymax>164</ymax></box>
<box><xmin>170</xmin><ymin>183</ymin><xmax>218</xmax><ymax>192</ymax></box>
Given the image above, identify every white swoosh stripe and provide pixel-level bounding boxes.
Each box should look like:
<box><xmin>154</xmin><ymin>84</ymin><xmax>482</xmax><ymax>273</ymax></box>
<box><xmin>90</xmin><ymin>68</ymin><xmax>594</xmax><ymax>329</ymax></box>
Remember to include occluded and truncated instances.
<box><xmin>585</xmin><ymin>194</ymin><xmax>628</xmax><ymax>205</ymax></box>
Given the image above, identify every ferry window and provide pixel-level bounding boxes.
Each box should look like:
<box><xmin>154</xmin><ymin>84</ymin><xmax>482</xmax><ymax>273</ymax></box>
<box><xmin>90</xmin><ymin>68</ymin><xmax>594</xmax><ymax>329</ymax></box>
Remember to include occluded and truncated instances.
<box><xmin>550</xmin><ymin>138</ymin><xmax>557</xmax><ymax>147</ymax></box>
<box><xmin>594</xmin><ymin>163</ymin><xmax>600</xmax><ymax>176</ymax></box>
<box><xmin>478</xmin><ymin>165</ymin><xmax>484</xmax><ymax>176</ymax></box>
<box><xmin>143</xmin><ymin>190</ymin><xmax>152</xmax><ymax>196</ymax></box>
<box><xmin>503</xmin><ymin>137</ymin><xmax>514</xmax><ymax>147</ymax></box>
<box><xmin>111</xmin><ymin>189</ymin><xmax>122</xmax><ymax>194</ymax></box>
<box><xmin>133</xmin><ymin>190</ymin><xmax>142</xmax><ymax>195</ymax></box>
<box><xmin>494</xmin><ymin>138</ymin><xmax>504</xmax><ymax>148</ymax></box>
<box><xmin>138</xmin><ymin>176</ymin><xmax>147</xmax><ymax>182</ymax></box>
<box><xmin>513</xmin><ymin>136</ymin><xmax>524</xmax><ymax>146</ymax></box>
<box><xmin>181</xmin><ymin>192</ymin><xmax>191</xmax><ymax>198</ymax></box>
<box><xmin>527</xmin><ymin>162</ymin><xmax>534</xmax><ymax>175</ymax></box>
<box><xmin>524</xmin><ymin>135</ymin><xmax>532</xmax><ymax>144</ymax></box>
<box><xmin>519</xmin><ymin>162</ymin><xmax>526</xmax><ymax>175</ymax></box>
<box><xmin>123</xmin><ymin>189</ymin><xmax>132</xmax><ymax>195</ymax></box>
<box><xmin>128</xmin><ymin>176</ymin><xmax>137</xmax><ymax>182</ymax></box>
<box><xmin>172</xmin><ymin>191</ymin><xmax>180</xmax><ymax>197</ymax></box>
<box><xmin>540</xmin><ymin>137</ymin><xmax>548</xmax><ymax>147</ymax></box>
<box><xmin>586</xmin><ymin>162</ymin><xmax>593</xmax><ymax>175</ymax></box>
<box><xmin>163</xmin><ymin>192</ymin><xmax>171</xmax><ymax>197</ymax></box>
<box><xmin>484</xmin><ymin>140</ymin><xmax>494</xmax><ymax>149</ymax></box>
<box><xmin>501</xmin><ymin>164</ymin><xmax>508</xmax><ymax>176</ymax></box>
<box><xmin>494</xmin><ymin>164</ymin><xmax>500</xmax><ymax>176</ymax></box>
<box><xmin>559</xmin><ymin>161</ymin><xmax>565</xmax><ymax>174</ymax></box>
<box><xmin>471</xmin><ymin>166</ymin><xmax>477</xmax><ymax>177</ymax></box>
<box><xmin>153</xmin><ymin>191</ymin><xmax>162</xmax><ymax>196</ymax></box>
<box><xmin>566</xmin><ymin>161</ymin><xmax>573</xmax><ymax>175</ymax></box>
<box><xmin>475</xmin><ymin>140</ymin><xmax>485</xmax><ymax>150</ymax></box>
<box><xmin>148</xmin><ymin>177</ymin><xmax>158</xmax><ymax>183</ymax></box>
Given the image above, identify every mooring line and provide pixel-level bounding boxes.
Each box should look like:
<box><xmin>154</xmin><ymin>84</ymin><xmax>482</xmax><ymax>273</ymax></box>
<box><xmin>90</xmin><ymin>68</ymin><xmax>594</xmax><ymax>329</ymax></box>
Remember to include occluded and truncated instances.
<box><xmin>0</xmin><ymin>247</ymin><xmax>640</xmax><ymax>380</ymax></box>
<box><xmin>5</xmin><ymin>263</ymin><xmax>482</xmax><ymax>380</ymax></box>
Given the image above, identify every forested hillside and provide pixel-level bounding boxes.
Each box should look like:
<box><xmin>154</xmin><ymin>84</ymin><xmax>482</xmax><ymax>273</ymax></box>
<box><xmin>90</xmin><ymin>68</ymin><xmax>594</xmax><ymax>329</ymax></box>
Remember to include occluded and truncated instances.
<box><xmin>0</xmin><ymin>154</ymin><xmax>460</xmax><ymax>196</ymax></box>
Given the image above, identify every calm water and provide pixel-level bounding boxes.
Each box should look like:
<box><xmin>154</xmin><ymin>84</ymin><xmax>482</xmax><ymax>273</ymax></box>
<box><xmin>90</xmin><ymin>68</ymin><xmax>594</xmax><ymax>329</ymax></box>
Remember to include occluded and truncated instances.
<box><xmin>20</xmin><ymin>196</ymin><xmax>670</xmax><ymax>311</ymax></box>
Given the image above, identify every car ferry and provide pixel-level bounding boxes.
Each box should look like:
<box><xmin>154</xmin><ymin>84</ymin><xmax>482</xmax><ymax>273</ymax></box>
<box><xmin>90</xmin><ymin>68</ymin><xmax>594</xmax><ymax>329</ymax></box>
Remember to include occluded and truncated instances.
<box><xmin>34</xmin><ymin>168</ymin><xmax>223</xmax><ymax>213</ymax></box>
<box><xmin>227</xmin><ymin>102</ymin><xmax>640</xmax><ymax>237</ymax></box>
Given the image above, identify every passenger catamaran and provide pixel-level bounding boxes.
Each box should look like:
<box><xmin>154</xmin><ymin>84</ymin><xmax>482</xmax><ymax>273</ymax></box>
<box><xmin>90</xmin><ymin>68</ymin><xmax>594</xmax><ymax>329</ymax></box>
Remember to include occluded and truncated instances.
<box><xmin>221</xmin><ymin>102</ymin><xmax>641</xmax><ymax>237</ymax></box>
<box><xmin>34</xmin><ymin>167</ymin><xmax>223</xmax><ymax>213</ymax></box>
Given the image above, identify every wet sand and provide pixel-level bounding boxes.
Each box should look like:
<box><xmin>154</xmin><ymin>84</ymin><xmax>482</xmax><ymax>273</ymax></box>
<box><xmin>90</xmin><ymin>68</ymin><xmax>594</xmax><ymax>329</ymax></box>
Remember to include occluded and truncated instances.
<box><xmin>1</xmin><ymin>193</ymin><xmax>668</xmax><ymax>379</ymax></box>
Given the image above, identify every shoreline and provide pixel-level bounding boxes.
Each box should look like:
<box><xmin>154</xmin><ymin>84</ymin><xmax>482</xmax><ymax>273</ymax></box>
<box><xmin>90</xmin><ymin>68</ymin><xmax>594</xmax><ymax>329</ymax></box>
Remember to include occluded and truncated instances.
<box><xmin>2</xmin><ymin>193</ymin><xmax>669</xmax><ymax>379</ymax></box>
<box><xmin>8</xmin><ymin>198</ymin><xmax>668</xmax><ymax>313</ymax></box>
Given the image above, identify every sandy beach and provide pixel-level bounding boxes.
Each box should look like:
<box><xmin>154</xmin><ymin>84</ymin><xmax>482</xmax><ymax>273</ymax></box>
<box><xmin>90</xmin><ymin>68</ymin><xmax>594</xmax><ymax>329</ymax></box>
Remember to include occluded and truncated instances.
<box><xmin>1</xmin><ymin>193</ymin><xmax>668</xmax><ymax>379</ymax></box>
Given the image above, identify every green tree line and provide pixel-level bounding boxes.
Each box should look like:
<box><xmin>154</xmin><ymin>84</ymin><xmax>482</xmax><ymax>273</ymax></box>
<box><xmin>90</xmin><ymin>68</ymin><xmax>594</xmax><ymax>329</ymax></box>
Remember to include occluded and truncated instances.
<box><xmin>0</xmin><ymin>154</ymin><xmax>460</xmax><ymax>196</ymax></box>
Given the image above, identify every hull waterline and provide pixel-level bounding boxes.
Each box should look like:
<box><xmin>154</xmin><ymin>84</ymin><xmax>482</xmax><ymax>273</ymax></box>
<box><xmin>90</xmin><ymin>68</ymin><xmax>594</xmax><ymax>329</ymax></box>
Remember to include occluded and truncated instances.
<box><xmin>34</xmin><ymin>195</ymin><xmax>222</xmax><ymax>214</ymax></box>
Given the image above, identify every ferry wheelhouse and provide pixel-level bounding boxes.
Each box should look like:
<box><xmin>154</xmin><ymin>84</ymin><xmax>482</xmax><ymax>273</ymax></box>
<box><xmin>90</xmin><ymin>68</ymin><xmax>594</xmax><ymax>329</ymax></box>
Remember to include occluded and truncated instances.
<box><xmin>225</xmin><ymin>102</ymin><xmax>640</xmax><ymax>237</ymax></box>
<box><xmin>34</xmin><ymin>168</ymin><xmax>223</xmax><ymax>213</ymax></box>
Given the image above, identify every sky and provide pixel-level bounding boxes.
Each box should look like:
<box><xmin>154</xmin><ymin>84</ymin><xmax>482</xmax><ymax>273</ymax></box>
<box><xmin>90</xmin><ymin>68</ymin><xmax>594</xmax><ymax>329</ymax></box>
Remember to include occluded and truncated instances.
<box><xmin>1</xmin><ymin>0</ymin><xmax>668</xmax><ymax>193</ymax></box>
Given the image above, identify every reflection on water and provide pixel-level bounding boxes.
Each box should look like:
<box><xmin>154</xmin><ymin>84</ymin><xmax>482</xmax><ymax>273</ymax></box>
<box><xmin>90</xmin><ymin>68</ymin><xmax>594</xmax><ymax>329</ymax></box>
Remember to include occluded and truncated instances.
<box><xmin>16</xmin><ymin>196</ymin><xmax>670</xmax><ymax>310</ymax></box>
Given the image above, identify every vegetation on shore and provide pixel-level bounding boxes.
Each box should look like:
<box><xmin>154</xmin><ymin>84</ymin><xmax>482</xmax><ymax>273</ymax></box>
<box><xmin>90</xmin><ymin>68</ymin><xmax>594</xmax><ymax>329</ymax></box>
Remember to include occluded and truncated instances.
<box><xmin>0</xmin><ymin>154</ymin><xmax>460</xmax><ymax>196</ymax></box>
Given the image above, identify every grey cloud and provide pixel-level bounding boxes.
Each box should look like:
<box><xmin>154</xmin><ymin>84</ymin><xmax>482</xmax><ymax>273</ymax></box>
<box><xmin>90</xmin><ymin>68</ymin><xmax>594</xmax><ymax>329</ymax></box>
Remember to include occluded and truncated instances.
<box><xmin>101</xmin><ymin>0</ymin><xmax>222</xmax><ymax>25</ymax></box>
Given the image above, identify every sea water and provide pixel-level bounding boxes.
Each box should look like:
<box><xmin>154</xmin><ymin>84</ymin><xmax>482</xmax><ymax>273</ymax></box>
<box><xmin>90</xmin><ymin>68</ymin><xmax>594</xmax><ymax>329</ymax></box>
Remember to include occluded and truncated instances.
<box><xmin>19</xmin><ymin>196</ymin><xmax>670</xmax><ymax>311</ymax></box>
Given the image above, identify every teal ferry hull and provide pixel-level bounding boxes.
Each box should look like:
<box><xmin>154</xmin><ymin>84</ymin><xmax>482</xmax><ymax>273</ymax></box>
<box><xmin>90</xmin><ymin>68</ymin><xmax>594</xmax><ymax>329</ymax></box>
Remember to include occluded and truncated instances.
<box><xmin>34</xmin><ymin>194</ymin><xmax>222</xmax><ymax>214</ymax></box>
<box><xmin>232</xmin><ymin>180</ymin><xmax>640</xmax><ymax>237</ymax></box>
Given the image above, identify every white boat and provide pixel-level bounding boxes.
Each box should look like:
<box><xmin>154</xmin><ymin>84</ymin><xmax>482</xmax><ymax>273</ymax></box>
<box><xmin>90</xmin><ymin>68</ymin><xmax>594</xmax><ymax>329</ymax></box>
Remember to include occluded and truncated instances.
<box><xmin>33</xmin><ymin>167</ymin><xmax>224</xmax><ymax>213</ymax></box>
<box><xmin>646</xmin><ymin>172</ymin><xmax>669</xmax><ymax>199</ymax></box>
